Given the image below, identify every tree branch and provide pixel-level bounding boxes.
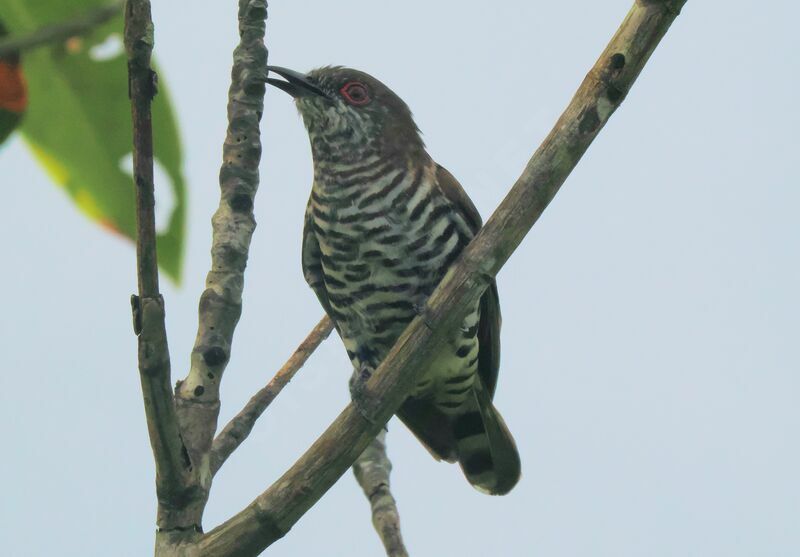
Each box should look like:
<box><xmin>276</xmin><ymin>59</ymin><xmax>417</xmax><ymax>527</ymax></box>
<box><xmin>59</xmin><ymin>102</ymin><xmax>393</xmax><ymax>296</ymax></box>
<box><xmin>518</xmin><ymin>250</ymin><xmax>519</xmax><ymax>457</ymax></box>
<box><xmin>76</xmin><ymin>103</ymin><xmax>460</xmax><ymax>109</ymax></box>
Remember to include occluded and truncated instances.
<box><xmin>353</xmin><ymin>430</ymin><xmax>409</xmax><ymax>557</ymax></box>
<box><xmin>172</xmin><ymin>0</ymin><xmax>269</xmax><ymax>492</ymax></box>
<box><xmin>124</xmin><ymin>0</ymin><xmax>193</xmax><ymax>526</ymax></box>
<box><xmin>209</xmin><ymin>316</ymin><xmax>334</xmax><ymax>476</ymax></box>
<box><xmin>0</xmin><ymin>2</ymin><xmax>122</xmax><ymax>58</ymax></box>
<box><xmin>196</xmin><ymin>1</ymin><xmax>688</xmax><ymax>554</ymax></box>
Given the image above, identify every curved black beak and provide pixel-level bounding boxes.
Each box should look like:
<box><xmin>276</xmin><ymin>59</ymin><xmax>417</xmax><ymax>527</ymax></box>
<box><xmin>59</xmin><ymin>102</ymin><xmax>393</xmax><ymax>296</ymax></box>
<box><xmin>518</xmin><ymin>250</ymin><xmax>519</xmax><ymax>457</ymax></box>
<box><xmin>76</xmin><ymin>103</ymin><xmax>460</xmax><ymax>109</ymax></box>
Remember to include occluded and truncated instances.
<box><xmin>266</xmin><ymin>66</ymin><xmax>330</xmax><ymax>99</ymax></box>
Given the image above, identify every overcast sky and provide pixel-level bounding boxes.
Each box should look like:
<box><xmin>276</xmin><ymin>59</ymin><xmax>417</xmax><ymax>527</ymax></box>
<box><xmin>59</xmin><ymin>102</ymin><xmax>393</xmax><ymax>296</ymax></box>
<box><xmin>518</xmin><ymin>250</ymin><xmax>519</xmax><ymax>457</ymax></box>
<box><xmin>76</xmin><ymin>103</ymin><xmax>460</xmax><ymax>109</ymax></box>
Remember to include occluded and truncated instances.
<box><xmin>1</xmin><ymin>1</ymin><xmax>798</xmax><ymax>556</ymax></box>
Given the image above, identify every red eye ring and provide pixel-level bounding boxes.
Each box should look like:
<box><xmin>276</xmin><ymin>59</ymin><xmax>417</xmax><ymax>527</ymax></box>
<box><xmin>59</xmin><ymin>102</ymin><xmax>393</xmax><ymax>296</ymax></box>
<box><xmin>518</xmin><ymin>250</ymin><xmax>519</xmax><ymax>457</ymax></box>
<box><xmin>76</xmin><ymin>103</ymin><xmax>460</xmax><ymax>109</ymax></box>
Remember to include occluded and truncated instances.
<box><xmin>340</xmin><ymin>81</ymin><xmax>371</xmax><ymax>105</ymax></box>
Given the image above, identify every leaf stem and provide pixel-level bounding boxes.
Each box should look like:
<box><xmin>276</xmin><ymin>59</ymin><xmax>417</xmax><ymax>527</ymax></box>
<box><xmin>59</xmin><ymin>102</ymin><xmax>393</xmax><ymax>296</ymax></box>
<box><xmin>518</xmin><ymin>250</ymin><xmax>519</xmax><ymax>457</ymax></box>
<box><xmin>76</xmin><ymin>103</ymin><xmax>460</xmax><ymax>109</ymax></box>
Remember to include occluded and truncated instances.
<box><xmin>0</xmin><ymin>2</ymin><xmax>122</xmax><ymax>58</ymax></box>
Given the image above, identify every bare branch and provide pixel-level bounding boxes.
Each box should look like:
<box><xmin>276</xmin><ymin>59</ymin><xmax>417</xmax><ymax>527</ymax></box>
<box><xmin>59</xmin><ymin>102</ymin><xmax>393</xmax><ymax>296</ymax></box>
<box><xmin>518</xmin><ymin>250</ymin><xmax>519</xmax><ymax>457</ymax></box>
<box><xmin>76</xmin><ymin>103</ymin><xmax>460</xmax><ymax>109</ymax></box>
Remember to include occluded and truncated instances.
<box><xmin>124</xmin><ymin>0</ymin><xmax>193</xmax><ymax>527</ymax></box>
<box><xmin>353</xmin><ymin>431</ymin><xmax>409</xmax><ymax>557</ymax></box>
<box><xmin>0</xmin><ymin>2</ymin><xmax>122</xmax><ymax>58</ymax></box>
<box><xmin>210</xmin><ymin>316</ymin><xmax>334</xmax><ymax>475</ymax></box>
<box><xmin>172</xmin><ymin>0</ymin><xmax>269</xmax><ymax>488</ymax></box>
<box><xmin>196</xmin><ymin>1</ymin><xmax>688</xmax><ymax>554</ymax></box>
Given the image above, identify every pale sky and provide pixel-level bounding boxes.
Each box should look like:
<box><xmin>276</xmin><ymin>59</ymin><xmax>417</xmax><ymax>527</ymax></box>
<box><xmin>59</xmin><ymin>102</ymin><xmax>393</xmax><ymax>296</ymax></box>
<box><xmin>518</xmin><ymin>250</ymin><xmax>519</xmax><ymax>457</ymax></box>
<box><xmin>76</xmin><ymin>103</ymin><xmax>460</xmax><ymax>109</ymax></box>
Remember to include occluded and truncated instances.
<box><xmin>1</xmin><ymin>1</ymin><xmax>798</xmax><ymax>556</ymax></box>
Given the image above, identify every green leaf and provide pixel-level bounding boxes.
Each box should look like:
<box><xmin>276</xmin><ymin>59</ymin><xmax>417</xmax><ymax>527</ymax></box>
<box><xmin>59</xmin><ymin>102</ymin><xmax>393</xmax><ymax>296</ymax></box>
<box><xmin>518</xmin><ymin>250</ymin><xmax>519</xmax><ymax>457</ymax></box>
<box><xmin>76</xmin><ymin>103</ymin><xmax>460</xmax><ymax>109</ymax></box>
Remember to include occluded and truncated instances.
<box><xmin>0</xmin><ymin>1</ymin><xmax>186</xmax><ymax>282</ymax></box>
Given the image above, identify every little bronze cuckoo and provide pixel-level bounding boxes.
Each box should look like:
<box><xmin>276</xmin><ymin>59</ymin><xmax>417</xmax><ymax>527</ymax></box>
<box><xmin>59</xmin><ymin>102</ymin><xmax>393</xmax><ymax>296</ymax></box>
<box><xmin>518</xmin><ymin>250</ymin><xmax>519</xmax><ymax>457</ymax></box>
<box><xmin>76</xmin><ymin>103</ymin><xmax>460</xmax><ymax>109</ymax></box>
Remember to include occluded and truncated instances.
<box><xmin>267</xmin><ymin>65</ymin><xmax>520</xmax><ymax>495</ymax></box>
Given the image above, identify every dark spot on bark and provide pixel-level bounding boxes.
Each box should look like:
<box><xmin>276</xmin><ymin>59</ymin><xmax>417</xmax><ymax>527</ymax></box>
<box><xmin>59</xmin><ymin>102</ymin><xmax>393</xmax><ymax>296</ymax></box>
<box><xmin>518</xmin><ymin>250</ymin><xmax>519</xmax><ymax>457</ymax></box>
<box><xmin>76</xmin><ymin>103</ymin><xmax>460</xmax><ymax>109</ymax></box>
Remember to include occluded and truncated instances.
<box><xmin>207</xmin><ymin>373</ymin><xmax>215</xmax><ymax>380</ymax></box>
<box><xmin>229</xmin><ymin>193</ymin><xmax>253</xmax><ymax>212</ymax></box>
<box><xmin>610</xmin><ymin>53</ymin><xmax>626</xmax><ymax>69</ymax></box>
<box><xmin>579</xmin><ymin>107</ymin><xmax>601</xmax><ymax>134</ymax></box>
<box><xmin>607</xmin><ymin>84</ymin><xmax>623</xmax><ymax>103</ymax></box>
<box><xmin>194</xmin><ymin>385</ymin><xmax>205</xmax><ymax>397</ymax></box>
<box><xmin>244</xmin><ymin>80</ymin><xmax>266</xmax><ymax>97</ymax></box>
<box><xmin>181</xmin><ymin>444</ymin><xmax>191</xmax><ymax>469</ymax></box>
<box><xmin>215</xmin><ymin>244</ymin><xmax>248</xmax><ymax>271</ymax></box>
<box><xmin>203</xmin><ymin>346</ymin><xmax>228</xmax><ymax>366</ymax></box>
<box><xmin>249</xmin><ymin>6</ymin><xmax>267</xmax><ymax>20</ymax></box>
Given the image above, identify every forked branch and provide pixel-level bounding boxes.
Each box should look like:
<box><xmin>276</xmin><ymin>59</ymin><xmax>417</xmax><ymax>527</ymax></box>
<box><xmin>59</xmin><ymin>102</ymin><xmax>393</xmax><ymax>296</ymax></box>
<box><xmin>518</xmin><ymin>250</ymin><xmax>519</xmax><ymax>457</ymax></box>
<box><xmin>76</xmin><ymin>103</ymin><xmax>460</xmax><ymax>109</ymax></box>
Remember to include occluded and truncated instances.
<box><xmin>124</xmin><ymin>0</ymin><xmax>193</xmax><ymax>523</ymax></box>
<box><xmin>210</xmin><ymin>315</ymin><xmax>334</xmax><ymax>475</ymax></box>
<box><xmin>172</xmin><ymin>0</ymin><xmax>269</xmax><ymax>494</ymax></box>
<box><xmin>196</xmin><ymin>1</ymin><xmax>688</xmax><ymax>555</ymax></box>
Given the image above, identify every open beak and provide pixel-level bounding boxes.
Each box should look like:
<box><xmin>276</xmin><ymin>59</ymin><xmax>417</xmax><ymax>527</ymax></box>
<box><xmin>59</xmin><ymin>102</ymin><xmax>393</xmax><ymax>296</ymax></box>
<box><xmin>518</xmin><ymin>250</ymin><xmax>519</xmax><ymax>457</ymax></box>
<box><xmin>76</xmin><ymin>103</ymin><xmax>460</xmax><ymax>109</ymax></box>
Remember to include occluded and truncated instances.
<box><xmin>266</xmin><ymin>66</ymin><xmax>330</xmax><ymax>99</ymax></box>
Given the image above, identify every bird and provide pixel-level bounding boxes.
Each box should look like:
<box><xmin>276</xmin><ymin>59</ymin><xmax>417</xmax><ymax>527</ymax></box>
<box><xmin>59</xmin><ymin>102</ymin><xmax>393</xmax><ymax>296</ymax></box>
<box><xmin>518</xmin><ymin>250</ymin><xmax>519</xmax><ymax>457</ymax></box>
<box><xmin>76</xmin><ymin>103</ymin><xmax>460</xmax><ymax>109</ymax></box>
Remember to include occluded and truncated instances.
<box><xmin>267</xmin><ymin>65</ymin><xmax>520</xmax><ymax>495</ymax></box>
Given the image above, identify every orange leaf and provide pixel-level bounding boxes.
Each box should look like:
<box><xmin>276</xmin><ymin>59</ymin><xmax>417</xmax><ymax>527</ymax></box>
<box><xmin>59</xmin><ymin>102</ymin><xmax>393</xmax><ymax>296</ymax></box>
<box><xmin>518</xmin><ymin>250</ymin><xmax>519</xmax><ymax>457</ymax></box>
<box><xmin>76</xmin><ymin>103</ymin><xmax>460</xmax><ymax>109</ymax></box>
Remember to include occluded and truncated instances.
<box><xmin>0</xmin><ymin>59</ymin><xmax>26</xmax><ymax>113</ymax></box>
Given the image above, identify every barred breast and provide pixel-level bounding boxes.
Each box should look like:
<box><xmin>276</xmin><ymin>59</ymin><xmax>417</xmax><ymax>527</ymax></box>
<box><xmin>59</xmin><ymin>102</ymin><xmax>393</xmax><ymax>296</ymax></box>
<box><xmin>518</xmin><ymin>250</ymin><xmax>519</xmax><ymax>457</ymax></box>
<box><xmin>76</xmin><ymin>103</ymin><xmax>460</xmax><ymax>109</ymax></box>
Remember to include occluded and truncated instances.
<box><xmin>308</xmin><ymin>155</ymin><xmax>481</xmax><ymax>411</ymax></box>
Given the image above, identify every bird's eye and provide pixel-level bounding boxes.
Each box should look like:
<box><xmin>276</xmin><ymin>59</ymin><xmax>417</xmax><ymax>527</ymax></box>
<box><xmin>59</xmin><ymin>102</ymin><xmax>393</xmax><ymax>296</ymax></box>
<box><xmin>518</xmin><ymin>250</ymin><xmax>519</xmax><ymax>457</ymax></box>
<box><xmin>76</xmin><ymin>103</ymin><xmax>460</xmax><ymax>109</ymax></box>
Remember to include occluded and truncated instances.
<box><xmin>340</xmin><ymin>81</ymin><xmax>371</xmax><ymax>105</ymax></box>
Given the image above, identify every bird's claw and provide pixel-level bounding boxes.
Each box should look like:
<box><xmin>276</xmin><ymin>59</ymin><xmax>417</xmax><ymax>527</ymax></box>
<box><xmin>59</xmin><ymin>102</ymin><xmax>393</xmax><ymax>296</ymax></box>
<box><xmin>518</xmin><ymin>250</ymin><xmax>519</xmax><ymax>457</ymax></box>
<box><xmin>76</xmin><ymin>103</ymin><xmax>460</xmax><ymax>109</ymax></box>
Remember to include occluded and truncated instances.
<box><xmin>413</xmin><ymin>298</ymin><xmax>434</xmax><ymax>331</ymax></box>
<box><xmin>350</xmin><ymin>364</ymin><xmax>378</xmax><ymax>425</ymax></box>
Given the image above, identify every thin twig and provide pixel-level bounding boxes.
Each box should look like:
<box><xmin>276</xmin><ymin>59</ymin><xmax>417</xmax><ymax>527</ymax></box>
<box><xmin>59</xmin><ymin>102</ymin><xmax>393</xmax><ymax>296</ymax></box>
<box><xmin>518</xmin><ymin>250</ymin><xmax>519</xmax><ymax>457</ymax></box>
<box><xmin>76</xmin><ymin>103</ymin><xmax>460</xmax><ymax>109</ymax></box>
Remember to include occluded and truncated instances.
<box><xmin>210</xmin><ymin>316</ymin><xmax>334</xmax><ymax>475</ymax></box>
<box><xmin>172</xmin><ymin>0</ymin><xmax>269</xmax><ymax>492</ymax></box>
<box><xmin>124</xmin><ymin>0</ymin><xmax>193</xmax><ymax>529</ymax></box>
<box><xmin>0</xmin><ymin>2</ymin><xmax>122</xmax><ymax>58</ymax></box>
<box><xmin>353</xmin><ymin>431</ymin><xmax>409</xmax><ymax>557</ymax></box>
<box><xmin>195</xmin><ymin>1</ymin><xmax>688</xmax><ymax>555</ymax></box>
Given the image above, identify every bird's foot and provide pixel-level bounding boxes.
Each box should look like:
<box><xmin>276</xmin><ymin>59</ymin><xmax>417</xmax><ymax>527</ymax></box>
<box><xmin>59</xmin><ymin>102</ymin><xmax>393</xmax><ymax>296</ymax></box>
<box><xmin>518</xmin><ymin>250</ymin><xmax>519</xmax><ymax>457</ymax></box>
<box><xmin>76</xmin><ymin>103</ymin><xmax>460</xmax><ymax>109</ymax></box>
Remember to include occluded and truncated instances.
<box><xmin>413</xmin><ymin>297</ymin><xmax>434</xmax><ymax>331</ymax></box>
<box><xmin>349</xmin><ymin>364</ymin><xmax>379</xmax><ymax>426</ymax></box>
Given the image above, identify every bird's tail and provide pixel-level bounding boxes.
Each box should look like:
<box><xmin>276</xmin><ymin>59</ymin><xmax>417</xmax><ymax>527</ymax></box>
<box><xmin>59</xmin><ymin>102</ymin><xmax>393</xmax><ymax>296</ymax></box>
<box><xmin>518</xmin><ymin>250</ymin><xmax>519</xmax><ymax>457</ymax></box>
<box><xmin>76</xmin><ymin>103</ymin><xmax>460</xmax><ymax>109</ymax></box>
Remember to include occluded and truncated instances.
<box><xmin>452</xmin><ymin>380</ymin><xmax>521</xmax><ymax>495</ymax></box>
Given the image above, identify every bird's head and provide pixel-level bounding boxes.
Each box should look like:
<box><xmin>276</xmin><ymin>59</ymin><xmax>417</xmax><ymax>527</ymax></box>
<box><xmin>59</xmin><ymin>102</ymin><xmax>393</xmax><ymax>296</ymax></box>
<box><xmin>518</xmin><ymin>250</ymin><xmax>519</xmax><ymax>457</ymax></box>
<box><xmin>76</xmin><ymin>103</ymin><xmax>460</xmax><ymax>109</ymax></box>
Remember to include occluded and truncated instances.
<box><xmin>267</xmin><ymin>65</ymin><xmax>425</xmax><ymax>163</ymax></box>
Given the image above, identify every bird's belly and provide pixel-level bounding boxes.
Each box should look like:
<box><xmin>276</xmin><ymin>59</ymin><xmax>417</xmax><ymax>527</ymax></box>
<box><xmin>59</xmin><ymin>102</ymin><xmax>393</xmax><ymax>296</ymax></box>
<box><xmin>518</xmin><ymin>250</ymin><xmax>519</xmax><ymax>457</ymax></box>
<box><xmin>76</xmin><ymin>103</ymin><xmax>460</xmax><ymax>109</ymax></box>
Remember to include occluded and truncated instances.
<box><xmin>320</xmin><ymin>233</ymin><xmax>435</xmax><ymax>355</ymax></box>
<box><xmin>314</xmin><ymin>187</ymin><xmax>479</xmax><ymax>401</ymax></box>
<box><xmin>320</xmin><ymin>229</ymin><xmax>481</xmax><ymax>404</ymax></box>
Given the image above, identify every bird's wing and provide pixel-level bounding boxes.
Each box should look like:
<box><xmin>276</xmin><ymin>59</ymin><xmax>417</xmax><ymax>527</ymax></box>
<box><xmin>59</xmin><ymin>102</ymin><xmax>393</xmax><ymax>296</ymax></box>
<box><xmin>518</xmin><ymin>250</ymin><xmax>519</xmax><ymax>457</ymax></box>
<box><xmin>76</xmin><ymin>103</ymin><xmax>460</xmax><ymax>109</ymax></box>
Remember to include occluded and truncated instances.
<box><xmin>435</xmin><ymin>164</ymin><xmax>502</xmax><ymax>398</ymax></box>
<box><xmin>396</xmin><ymin>164</ymin><xmax>503</xmax><ymax>461</ymax></box>
<box><xmin>434</xmin><ymin>164</ymin><xmax>483</xmax><ymax>232</ymax></box>
<box><xmin>301</xmin><ymin>195</ymin><xmax>337</xmax><ymax>322</ymax></box>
